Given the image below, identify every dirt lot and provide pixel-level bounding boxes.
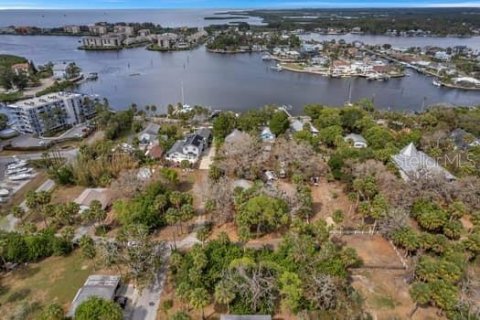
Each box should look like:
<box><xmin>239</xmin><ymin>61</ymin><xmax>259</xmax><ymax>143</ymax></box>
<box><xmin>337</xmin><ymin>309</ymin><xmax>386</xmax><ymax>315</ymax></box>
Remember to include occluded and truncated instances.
<box><xmin>50</xmin><ymin>185</ymin><xmax>85</xmax><ymax>204</ymax></box>
<box><xmin>340</xmin><ymin>235</ymin><xmax>443</xmax><ymax>320</ymax></box>
<box><xmin>311</xmin><ymin>179</ymin><xmax>357</xmax><ymax>227</ymax></box>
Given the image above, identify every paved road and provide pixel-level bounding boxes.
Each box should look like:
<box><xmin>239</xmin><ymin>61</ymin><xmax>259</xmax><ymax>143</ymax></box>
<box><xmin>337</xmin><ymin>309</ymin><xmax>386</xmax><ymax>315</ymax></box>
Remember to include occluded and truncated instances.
<box><xmin>130</xmin><ymin>215</ymin><xmax>204</xmax><ymax>320</ymax></box>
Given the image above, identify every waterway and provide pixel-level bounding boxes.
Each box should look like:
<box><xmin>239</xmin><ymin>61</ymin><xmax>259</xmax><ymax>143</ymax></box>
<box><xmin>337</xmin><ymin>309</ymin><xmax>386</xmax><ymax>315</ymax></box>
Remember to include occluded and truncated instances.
<box><xmin>0</xmin><ymin>34</ymin><xmax>479</xmax><ymax>114</ymax></box>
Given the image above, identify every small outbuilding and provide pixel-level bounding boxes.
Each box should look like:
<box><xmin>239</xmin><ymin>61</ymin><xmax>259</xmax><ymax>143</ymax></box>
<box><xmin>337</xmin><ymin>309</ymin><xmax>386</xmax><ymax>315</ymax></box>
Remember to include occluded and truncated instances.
<box><xmin>67</xmin><ymin>275</ymin><xmax>121</xmax><ymax>317</ymax></box>
<box><xmin>344</xmin><ymin>133</ymin><xmax>368</xmax><ymax>149</ymax></box>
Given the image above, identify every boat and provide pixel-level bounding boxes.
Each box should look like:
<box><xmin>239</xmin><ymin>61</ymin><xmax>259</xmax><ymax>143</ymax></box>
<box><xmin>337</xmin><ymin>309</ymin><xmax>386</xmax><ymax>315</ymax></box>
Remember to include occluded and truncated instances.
<box><xmin>9</xmin><ymin>173</ymin><xmax>33</xmax><ymax>181</ymax></box>
<box><xmin>270</xmin><ymin>64</ymin><xmax>283</xmax><ymax>72</ymax></box>
<box><xmin>262</xmin><ymin>54</ymin><xmax>273</xmax><ymax>61</ymax></box>
<box><xmin>6</xmin><ymin>167</ymin><xmax>31</xmax><ymax>175</ymax></box>
<box><xmin>86</xmin><ymin>72</ymin><xmax>98</xmax><ymax>80</ymax></box>
<box><xmin>7</xmin><ymin>160</ymin><xmax>27</xmax><ymax>170</ymax></box>
<box><xmin>129</xmin><ymin>73</ymin><xmax>141</xmax><ymax>77</ymax></box>
<box><xmin>432</xmin><ymin>79</ymin><xmax>442</xmax><ymax>87</ymax></box>
<box><xmin>0</xmin><ymin>189</ymin><xmax>9</xmax><ymax>196</ymax></box>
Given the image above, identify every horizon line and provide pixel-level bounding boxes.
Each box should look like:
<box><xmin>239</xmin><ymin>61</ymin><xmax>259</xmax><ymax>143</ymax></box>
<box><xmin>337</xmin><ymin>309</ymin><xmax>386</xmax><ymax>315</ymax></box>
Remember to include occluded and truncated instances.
<box><xmin>1</xmin><ymin>5</ymin><xmax>480</xmax><ymax>10</ymax></box>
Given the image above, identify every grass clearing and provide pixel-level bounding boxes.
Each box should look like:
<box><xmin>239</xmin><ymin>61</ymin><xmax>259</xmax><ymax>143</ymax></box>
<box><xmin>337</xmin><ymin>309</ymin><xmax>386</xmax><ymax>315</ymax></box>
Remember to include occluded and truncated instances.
<box><xmin>0</xmin><ymin>250</ymin><xmax>94</xmax><ymax>318</ymax></box>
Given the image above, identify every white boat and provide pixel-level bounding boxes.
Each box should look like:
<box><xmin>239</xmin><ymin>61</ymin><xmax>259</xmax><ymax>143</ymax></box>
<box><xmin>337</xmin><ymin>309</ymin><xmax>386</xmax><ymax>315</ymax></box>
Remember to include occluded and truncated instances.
<box><xmin>9</xmin><ymin>173</ymin><xmax>32</xmax><ymax>181</ymax></box>
<box><xmin>270</xmin><ymin>64</ymin><xmax>283</xmax><ymax>72</ymax></box>
<box><xmin>7</xmin><ymin>160</ymin><xmax>27</xmax><ymax>170</ymax></box>
<box><xmin>262</xmin><ymin>54</ymin><xmax>273</xmax><ymax>61</ymax></box>
<box><xmin>7</xmin><ymin>167</ymin><xmax>32</xmax><ymax>176</ymax></box>
<box><xmin>0</xmin><ymin>189</ymin><xmax>9</xmax><ymax>196</ymax></box>
<box><xmin>86</xmin><ymin>72</ymin><xmax>98</xmax><ymax>80</ymax></box>
<box><xmin>433</xmin><ymin>79</ymin><xmax>442</xmax><ymax>87</ymax></box>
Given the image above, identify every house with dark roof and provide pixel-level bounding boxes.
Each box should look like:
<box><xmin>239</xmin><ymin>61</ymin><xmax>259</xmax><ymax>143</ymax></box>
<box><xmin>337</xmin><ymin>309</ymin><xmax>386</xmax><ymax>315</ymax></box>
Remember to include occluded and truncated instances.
<box><xmin>165</xmin><ymin>134</ymin><xmax>206</xmax><ymax>164</ymax></box>
<box><xmin>392</xmin><ymin>143</ymin><xmax>455</xmax><ymax>181</ymax></box>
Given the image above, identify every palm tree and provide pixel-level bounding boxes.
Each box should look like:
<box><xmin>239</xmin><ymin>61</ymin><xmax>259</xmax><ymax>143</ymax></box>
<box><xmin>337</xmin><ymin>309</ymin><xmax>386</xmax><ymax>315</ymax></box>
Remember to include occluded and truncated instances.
<box><xmin>409</xmin><ymin>282</ymin><xmax>432</xmax><ymax>318</ymax></box>
<box><xmin>189</xmin><ymin>287</ymin><xmax>209</xmax><ymax>320</ymax></box>
<box><xmin>11</xmin><ymin>206</ymin><xmax>26</xmax><ymax>223</ymax></box>
<box><xmin>165</xmin><ymin>208</ymin><xmax>180</xmax><ymax>247</ymax></box>
<box><xmin>214</xmin><ymin>281</ymin><xmax>235</xmax><ymax>313</ymax></box>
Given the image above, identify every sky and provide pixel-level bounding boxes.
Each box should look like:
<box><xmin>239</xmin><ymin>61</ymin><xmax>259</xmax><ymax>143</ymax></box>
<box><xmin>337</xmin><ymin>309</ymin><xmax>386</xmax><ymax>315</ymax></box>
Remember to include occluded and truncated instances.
<box><xmin>0</xmin><ymin>0</ymin><xmax>479</xmax><ymax>9</ymax></box>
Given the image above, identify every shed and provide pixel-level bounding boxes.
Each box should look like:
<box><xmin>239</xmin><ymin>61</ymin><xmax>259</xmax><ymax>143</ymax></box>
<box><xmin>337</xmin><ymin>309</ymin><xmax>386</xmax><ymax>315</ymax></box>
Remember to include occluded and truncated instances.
<box><xmin>67</xmin><ymin>275</ymin><xmax>120</xmax><ymax>317</ymax></box>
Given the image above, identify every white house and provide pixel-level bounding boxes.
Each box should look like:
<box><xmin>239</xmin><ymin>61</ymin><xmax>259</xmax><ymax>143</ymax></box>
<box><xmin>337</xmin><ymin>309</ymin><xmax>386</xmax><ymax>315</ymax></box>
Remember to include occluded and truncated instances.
<box><xmin>344</xmin><ymin>133</ymin><xmax>368</xmax><ymax>148</ymax></box>
<box><xmin>53</xmin><ymin>63</ymin><xmax>68</xmax><ymax>80</ymax></box>
<box><xmin>165</xmin><ymin>134</ymin><xmax>206</xmax><ymax>164</ymax></box>
<box><xmin>260</xmin><ymin>127</ymin><xmax>275</xmax><ymax>142</ymax></box>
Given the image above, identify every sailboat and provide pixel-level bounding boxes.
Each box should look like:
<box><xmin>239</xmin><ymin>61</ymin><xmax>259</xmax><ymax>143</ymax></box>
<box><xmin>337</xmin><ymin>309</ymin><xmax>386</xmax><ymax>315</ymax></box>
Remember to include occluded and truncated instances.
<box><xmin>346</xmin><ymin>80</ymin><xmax>353</xmax><ymax>106</ymax></box>
<box><xmin>181</xmin><ymin>81</ymin><xmax>192</xmax><ymax>112</ymax></box>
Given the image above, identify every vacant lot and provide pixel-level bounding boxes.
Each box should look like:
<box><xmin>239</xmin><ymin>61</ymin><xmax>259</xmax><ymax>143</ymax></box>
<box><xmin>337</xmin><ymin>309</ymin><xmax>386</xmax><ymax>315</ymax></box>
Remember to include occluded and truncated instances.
<box><xmin>340</xmin><ymin>235</ymin><xmax>443</xmax><ymax>320</ymax></box>
<box><xmin>0</xmin><ymin>250</ymin><xmax>94</xmax><ymax>319</ymax></box>
<box><xmin>311</xmin><ymin>180</ymin><xmax>356</xmax><ymax>227</ymax></box>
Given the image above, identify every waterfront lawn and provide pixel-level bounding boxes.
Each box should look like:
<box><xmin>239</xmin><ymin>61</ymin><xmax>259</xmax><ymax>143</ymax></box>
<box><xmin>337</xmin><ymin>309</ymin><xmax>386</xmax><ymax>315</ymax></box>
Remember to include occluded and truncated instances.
<box><xmin>0</xmin><ymin>250</ymin><xmax>94</xmax><ymax>317</ymax></box>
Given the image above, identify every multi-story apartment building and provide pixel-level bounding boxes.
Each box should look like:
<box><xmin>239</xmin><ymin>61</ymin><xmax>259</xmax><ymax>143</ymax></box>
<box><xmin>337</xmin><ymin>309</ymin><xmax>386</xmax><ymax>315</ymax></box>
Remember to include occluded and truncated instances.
<box><xmin>63</xmin><ymin>25</ymin><xmax>81</xmax><ymax>34</ymax></box>
<box><xmin>113</xmin><ymin>25</ymin><xmax>135</xmax><ymax>36</ymax></box>
<box><xmin>81</xmin><ymin>34</ymin><xmax>123</xmax><ymax>49</ymax></box>
<box><xmin>1</xmin><ymin>92</ymin><xmax>95</xmax><ymax>136</ymax></box>
<box><xmin>88</xmin><ymin>25</ymin><xmax>108</xmax><ymax>35</ymax></box>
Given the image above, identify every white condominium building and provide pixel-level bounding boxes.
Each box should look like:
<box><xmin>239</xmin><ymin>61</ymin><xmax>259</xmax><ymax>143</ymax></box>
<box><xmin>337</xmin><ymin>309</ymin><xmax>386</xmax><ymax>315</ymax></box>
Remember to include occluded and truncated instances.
<box><xmin>1</xmin><ymin>92</ymin><xmax>95</xmax><ymax>136</ymax></box>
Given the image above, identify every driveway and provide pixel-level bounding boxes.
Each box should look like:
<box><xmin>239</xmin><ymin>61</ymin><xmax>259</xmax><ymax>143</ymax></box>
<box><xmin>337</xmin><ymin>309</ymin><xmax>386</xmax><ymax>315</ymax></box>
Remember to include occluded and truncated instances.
<box><xmin>198</xmin><ymin>146</ymin><xmax>215</xmax><ymax>170</ymax></box>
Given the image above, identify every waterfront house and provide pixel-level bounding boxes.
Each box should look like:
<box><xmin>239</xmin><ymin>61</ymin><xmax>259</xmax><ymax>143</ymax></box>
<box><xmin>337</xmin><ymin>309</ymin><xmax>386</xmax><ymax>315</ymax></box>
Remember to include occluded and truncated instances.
<box><xmin>260</xmin><ymin>127</ymin><xmax>275</xmax><ymax>142</ymax></box>
<box><xmin>344</xmin><ymin>133</ymin><xmax>368</xmax><ymax>148</ymax></box>
<box><xmin>392</xmin><ymin>143</ymin><xmax>455</xmax><ymax>181</ymax></box>
<box><xmin>53</xmin><ymin>63</ymin><xmax>68</xmax><ymax>80</ymax></box>
<box><xmin>68</xmin><ymin>275</ymin><xmax>121</xmax><ymax>318</ymax></box>
<box><xmin>290</xmin><ymin>118</ymin><xmax>319</xmax><ymax>136</ymax></box>
<box><xmin>3</xmin><ymin>92</ymin><xmax>95</xmax><ymax>136</ymax></box>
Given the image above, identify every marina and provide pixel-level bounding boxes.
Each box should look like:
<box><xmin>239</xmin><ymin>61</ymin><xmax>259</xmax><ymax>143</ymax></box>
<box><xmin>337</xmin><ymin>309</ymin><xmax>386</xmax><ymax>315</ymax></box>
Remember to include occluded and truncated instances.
<box><xmin>0</xmin><ymin>34</ymin><xmax>478</xmax><ymax>114</ymax></box>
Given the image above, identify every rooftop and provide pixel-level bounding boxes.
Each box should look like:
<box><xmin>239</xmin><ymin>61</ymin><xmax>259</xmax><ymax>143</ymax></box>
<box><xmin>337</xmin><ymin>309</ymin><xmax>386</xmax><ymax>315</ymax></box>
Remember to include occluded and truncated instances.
<box><xmin>392</xmin><ymin>143</ymin><xmax>455</xmax><ymax>181</ymax></box>
<box><xmin>9</xmin><ymin>92</ymin><xmax>82</xmax><ymax>109</ymax></box>
<box><xmin>68</xmin><ymin>275</ymin><xmax>120</xmax><ymax>317</ymax></box>
<box><xmin>74</xmin><ymin>188</ymin><xmax>111</xmax><ymax>210</ymax></box>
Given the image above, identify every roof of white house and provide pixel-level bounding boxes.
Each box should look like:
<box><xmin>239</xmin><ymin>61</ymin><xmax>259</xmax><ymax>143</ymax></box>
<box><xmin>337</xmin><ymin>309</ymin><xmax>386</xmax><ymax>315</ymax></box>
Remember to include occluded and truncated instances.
<box><xmin>453</xmin><ymin>77</ymin><xmax>480</xmax><ymax>85</ymax></box>
<box><xmin>344</xmin><ymin>133</ymin><xmax>367</xmax><ymax>145</ymax></box>
<box><xmin>392</xmin><ymin>143</ymin><xmax>455</xmax><ymax>181</ymax></box>
<box><xmin>68</xmin><ymin>275</ymin><xmax>120</xmax><ymax>317</ymax></box>
<box><xmin>290</xmin><ymin>119</ymin><xmax>304</xmax><ymax>132</ymax></box>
